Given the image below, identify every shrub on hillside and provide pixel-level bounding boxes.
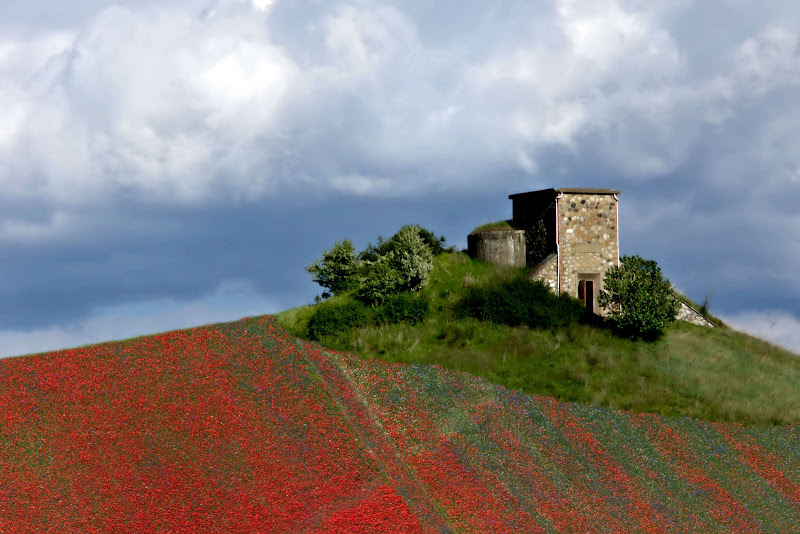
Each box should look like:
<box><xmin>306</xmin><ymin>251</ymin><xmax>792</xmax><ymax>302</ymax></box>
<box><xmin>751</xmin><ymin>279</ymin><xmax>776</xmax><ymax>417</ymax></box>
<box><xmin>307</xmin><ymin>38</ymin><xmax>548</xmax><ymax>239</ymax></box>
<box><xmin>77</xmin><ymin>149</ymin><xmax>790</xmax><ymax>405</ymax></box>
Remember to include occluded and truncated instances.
<box><xmin>454</xmin><ymin>288</ymin><xmax>488</xmax><ymax>321</ymax></box>
<box><xmin>416</xmin><ymin>227</ymin><xmax>448</xmax><ymax>256</ymax></box>
<box><xmin>361</xmin><ymin>226</ymin><xmax>448</xmax><ymax>260</ymax></box>
<box><xmin>356</xmin><ymin>254</ymin><xmax>404</xmax><ymax>306</ymax></box>
<box><xmin>391</xmin><ymin>225</ymin><xmax>434</xmax><ymax>291</ymax></box>
<box><xmin>375</xmin><ymin>293</ymin><xmax>430</xmax><ymax>325</ymax></box>
<box><xmin>455</xmin><ymin>276</ymin><xmax>584</xmax><ymax>329</ymax></box>
<box><xmin>305</xmin><ymin>240</ymin><xmax>360</xmax><ymax>298</ymax></box>
<box><xmin>306</xmin><ymin>225</ymin><xmax>443</xmax><ymax>306</ymax></box>
<box><xmin>307</xmin><ymin>300</ymin><xmax>370</xmax><ymax>340</ymax></box>
<box><xmin>357</xmin><ymin>225</ymin><xmax>434</xmax><ymax>305</ymax></box>
<box><xmin>598</xmin><ymin>255</ymin><xmax>678</xmax><ymax>340</ymax></box>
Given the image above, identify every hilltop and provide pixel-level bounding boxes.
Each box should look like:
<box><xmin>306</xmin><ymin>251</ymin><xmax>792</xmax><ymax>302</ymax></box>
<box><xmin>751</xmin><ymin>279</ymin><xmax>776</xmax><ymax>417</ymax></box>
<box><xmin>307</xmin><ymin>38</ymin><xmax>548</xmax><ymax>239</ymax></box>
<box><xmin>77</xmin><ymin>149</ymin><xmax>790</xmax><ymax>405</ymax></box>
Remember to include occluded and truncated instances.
<box><xmin>2</xmin><ymin>314</ymin><xmax>799</xmax><ymax>532</ymax></box>
<box><xmin>279</xmin><ymin>252</ymin><xmax>800</xmax><ymax>427</ymax></box>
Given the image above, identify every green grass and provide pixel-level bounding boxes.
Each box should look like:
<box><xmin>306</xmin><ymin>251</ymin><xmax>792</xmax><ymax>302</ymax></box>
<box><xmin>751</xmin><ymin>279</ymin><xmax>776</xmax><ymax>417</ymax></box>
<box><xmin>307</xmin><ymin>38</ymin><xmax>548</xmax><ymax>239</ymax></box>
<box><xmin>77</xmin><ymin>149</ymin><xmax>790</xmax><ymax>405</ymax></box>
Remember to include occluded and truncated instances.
<box><xmin>468</xmin><ymin>219</ymin><xmax>514</xmax><ymax>234</ymax></box>
<box><xmin>277</xmin><ymin>252</ymin><xmax>800</xmax><ymax>427</ymax></box>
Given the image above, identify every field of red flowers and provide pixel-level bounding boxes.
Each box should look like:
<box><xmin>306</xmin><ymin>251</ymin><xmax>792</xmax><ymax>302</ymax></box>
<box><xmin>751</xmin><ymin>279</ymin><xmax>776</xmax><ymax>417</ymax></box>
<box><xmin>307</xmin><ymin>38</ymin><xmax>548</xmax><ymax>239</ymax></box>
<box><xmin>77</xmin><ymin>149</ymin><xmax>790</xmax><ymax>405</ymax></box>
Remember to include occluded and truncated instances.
<box><xmin>1</xmin><ymin>315</ymin><xmax>799</xmax><ymax>532</ymax></box>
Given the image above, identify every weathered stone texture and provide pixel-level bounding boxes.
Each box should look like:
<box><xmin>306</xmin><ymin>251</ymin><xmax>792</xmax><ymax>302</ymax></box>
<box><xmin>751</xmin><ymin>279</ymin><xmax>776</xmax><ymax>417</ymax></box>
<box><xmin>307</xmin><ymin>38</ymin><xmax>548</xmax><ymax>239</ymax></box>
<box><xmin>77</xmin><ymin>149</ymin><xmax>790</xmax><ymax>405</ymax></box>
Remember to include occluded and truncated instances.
<box><xmin>557</xmin><ymin>192</ymin><xmax>619</xmax><ymax>309</ymax></box>
<box><xmin>528</xmin><ymin>253</ymin><xmax>558</xmax><ymax>292</ymax></box>
<box><xmin>467</xmin><ymin>230</ymin><xmax>526</xmax><ymax>267</ymax></box>
<box><xmin>676</xmin><ymin>300</ymin><xmax>716</xmax><ymax>327</ymax></box>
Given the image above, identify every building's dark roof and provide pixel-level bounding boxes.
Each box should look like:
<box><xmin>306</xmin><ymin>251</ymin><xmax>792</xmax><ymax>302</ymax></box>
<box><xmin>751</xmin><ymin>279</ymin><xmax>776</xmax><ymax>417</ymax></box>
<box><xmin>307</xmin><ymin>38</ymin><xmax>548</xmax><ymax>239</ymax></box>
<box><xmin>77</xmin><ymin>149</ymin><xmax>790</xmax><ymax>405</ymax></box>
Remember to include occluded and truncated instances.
<box><xmin>509</xmin><ymin>188</ymin><xmax>620</xmax><ymax>199</ymax></box>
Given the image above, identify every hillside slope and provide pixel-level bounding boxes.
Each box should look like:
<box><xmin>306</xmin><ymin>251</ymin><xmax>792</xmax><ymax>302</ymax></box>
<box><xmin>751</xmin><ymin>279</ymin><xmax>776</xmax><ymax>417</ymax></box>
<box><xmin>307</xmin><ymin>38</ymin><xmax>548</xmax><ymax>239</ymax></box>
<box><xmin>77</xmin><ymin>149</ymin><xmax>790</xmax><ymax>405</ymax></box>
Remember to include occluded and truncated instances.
<box><xmin>279</xmin><ymin>252</ymin><xmax>800</xmax><ymax>427</ymax></box>
<box><xmin>2</xmin><ymin>315</ymin><xmax>799</xmax><ymax>532</ymax></box>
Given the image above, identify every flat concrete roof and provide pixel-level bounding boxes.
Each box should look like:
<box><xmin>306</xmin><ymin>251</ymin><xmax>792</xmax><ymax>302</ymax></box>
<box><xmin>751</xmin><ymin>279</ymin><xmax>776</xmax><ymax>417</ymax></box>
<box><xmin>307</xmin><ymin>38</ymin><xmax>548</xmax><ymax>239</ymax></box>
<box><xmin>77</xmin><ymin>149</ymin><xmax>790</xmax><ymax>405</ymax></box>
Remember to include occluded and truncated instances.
<box><xmin>509</xmin><ymin>187</ymin><xmax>620</xmax><ymax>199</ymax></box>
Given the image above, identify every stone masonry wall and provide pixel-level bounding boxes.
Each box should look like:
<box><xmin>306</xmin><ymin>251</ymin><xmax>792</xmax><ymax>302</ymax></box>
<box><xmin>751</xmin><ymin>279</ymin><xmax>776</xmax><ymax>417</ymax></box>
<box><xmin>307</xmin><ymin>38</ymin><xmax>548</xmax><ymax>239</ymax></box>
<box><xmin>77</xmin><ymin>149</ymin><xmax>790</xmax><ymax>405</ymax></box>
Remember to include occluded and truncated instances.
<box><xmin>676</xmin><ymin>300</ymin><xmax>716</xmax><ymax>327</ymax></box>
<box><xmin>557</xmin><ymin>193</ymin><xmax>619</xmax><ymax>312</ymax></box>
<box><xmin>527</xmin><ymin>253</ymin><xmax>558</xmax><ymax>292</ymax></box>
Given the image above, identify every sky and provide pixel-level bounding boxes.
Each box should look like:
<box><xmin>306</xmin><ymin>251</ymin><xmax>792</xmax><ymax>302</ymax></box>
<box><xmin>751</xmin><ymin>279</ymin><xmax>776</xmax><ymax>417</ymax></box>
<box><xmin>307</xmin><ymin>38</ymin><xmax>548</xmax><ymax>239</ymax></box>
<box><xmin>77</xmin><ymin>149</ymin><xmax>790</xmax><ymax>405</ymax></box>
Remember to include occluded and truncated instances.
<box><xmin>1</xmin><ymin>0</ymin><xmax>800</xmax><ymax>358</ymax></box>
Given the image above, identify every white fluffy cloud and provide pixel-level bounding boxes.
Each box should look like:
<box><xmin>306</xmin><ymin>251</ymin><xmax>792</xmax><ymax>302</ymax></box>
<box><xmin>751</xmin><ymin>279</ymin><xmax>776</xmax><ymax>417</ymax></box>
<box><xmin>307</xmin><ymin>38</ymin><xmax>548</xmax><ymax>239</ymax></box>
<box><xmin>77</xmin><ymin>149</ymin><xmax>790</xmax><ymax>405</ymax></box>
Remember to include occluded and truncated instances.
<box><xmin>1</xmin><ymin>2</ymin><xmax>300</xmax><ymax>205</ymax></box>
<box><xmin>5</xmin><ymin>0</ymin><xmax>798</xmax><ymax>207</ymax></box>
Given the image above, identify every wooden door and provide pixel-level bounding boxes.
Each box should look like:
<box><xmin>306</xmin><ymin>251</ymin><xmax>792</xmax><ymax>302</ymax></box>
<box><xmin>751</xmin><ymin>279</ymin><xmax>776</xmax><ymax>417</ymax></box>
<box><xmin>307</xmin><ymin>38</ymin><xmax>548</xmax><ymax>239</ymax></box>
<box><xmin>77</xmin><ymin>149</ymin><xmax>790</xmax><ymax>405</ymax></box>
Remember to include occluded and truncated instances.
<box><xmin>578</xmin><ymin>280</ymin><xmax>594</xmax><ymax>314</ymax></box>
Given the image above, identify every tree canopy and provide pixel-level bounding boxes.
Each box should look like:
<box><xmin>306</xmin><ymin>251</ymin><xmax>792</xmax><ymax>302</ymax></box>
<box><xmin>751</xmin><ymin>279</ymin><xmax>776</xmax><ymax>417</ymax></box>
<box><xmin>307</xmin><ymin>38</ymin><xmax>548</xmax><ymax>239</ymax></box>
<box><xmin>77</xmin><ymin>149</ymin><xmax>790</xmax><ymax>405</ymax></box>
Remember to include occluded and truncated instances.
<box><xmin>306</xmin><ymin>225</ymin><xmax>444</xmax><ymax>305</ymax></box>
<box><xmin>598</xmin><ymin>255</ymin><xmax>678</xmax><ymax>340</ymax></box>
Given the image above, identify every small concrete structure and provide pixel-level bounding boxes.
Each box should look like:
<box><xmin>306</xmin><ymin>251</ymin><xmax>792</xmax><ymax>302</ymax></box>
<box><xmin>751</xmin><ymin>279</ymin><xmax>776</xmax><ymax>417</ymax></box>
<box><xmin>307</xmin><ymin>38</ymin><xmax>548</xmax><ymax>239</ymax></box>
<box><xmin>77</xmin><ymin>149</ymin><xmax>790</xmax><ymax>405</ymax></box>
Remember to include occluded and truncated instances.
<box><xmin>467</xmin><ymin>228</ymin><xmax>526</xmax><ymax>267</ymax></box>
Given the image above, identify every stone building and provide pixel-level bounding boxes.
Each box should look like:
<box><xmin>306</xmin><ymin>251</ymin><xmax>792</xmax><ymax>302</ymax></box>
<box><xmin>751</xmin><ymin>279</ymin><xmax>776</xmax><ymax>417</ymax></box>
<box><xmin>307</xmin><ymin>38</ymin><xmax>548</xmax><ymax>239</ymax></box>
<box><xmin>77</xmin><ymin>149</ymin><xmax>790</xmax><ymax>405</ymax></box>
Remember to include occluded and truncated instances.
<box><xmin>519</xmin><ymin>188</ymin><xmax>620</xmax><ymax>314</ymax></box>
<box><xmin>468</xmin><ymin>187</ymin><xmax>715</xmax><ymax>325</ymax></box>
<box><xmin>469</xmin><ymin>188</ymin><xmax>620</xmax><ymax>314</ymax></box>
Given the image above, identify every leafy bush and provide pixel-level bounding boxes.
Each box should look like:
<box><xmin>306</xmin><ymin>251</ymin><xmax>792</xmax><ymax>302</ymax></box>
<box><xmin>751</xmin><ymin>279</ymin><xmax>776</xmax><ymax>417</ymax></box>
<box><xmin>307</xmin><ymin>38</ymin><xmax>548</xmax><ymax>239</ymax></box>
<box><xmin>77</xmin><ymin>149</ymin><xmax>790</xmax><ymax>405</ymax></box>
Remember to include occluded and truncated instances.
<box><xmin>391</xmin><ymin>225</ymin><xmax>434</xmax><ymax>292</ymax></box>
<box><xmin>598</xmin><ymin>255</ymin><xmax>679</xmax><ymax>340</ymax></box>
<box><xmin>356</xmin><ymin>254</ymin><xmax>403</xmax><ymax>306</ymax></box>
<box><xmin>360</xmin><ymin>226</ymin><xmax>448</xmax><ymax>260</ymax></box>
<box><xmin>416</xmin><ymin>226</ymin><xmax>448</xmax><ymax>256</ymax></box>
<box><xmin>305</xmin><ymin>240</ymin><xmax>360</xmax><ymax>298</ymax></box>
<box><xmin>306</xmin><ymin>225</ymin><xmax>442</xmax><ymax>306</ymax></box>
<box><xmin>376</xmin><ymin>293</ymin><xmax>430</xmax><ymax>325</ymax></box>
<box><xmin>357</xmin><ymin>225</ymin><xmax>434</xmax><ymax>305</ymax></box>
<box><xmin>358</xmin><ymin>237</ymin><xmax>387</xmax><ymax>263</ymax></box>
<box><xmin>307</xmin><ymin>300</ymin><xmax>370</xmax><ymax>340</ymax></box>
<box><xmin>456</xmin><ymin>276</ymin><xmax>584</xmax><ymax>329</ymax></box>
<box><xmin>550</xmin><ymin>293</ymin><xmax>590</xmax><ymax>328</ymax></box>
<box><xmin>454</xmin><ymin>288</ymin><xmax>488</xmax><ymax>321</ymax></box>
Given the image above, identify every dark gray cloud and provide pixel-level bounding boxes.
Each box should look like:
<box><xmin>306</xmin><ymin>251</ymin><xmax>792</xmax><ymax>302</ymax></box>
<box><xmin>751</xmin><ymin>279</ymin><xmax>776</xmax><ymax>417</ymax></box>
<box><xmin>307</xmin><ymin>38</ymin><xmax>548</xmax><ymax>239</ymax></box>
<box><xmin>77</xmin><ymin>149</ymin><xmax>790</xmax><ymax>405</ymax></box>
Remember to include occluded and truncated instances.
<box><xmin>1</xmin><ymin>0</ymin><xmax>800</xmax><ymax>356</ymax></box>
<box><xmin>0</xmin><ymin>189</ymin><xmax>506</xmax><ymax>329</ymax></box>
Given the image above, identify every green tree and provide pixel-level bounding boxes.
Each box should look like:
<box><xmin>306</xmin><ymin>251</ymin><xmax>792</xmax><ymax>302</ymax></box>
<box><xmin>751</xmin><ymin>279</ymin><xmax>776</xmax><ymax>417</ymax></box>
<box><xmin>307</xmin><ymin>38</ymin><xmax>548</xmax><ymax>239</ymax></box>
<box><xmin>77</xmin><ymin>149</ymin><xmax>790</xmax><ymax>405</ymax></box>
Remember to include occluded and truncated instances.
<box><xmin>305</xmin><ymin>239</ymin><xmax>360</xmax><ymax>298</ymax></box>
<box><xmin>359</xmin><ymin>225</ymin><xmax>447</xmax><ymax>261</ymax></box>
<box><xmin>357</xmin><ymin>225</ymin><xmax>434</xmax><ymax>305</ymax></box>
<box><xmin>598</xmin><ymin>255</ymin><xmax>678</xmax><ymax>340</ymax></box>
<box><xmin>356</xmin><ymin>253</ymin><xmax>403</xmax><ymax>305</ymax></box>
<box><xmin>391</xmin><ymin>225</ymin><xmax>434</xmax><ymax>292</ymax></box>
<box><xmin>416</xmin><ymin>226</ymin><xmax>448</xmax><ymax>256</ymax></box>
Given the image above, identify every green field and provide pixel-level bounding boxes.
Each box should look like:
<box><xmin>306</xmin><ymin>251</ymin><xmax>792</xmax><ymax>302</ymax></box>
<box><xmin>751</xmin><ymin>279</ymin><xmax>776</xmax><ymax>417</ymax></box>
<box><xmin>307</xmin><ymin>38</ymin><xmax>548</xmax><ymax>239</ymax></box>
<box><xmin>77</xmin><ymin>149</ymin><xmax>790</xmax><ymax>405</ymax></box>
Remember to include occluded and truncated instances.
<box><xmin>278</xmin><ymin>252</ymin><xmax>800</xmax><ymax>426</ymax></box>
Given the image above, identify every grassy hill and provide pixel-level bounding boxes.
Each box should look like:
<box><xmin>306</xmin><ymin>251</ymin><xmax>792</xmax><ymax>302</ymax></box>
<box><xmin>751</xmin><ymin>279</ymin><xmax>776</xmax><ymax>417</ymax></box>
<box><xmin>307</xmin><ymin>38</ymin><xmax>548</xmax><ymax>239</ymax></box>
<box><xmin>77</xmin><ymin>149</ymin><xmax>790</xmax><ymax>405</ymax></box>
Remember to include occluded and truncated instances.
<box><xmin>2</xmin><ymin>314</ymin><xmax>800</xmax><ymax>532</ymax></box>
<box><xmin>278</xmin><ymin>252</ymin><xmax>800</xmax><ymax>427</ymax></box>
